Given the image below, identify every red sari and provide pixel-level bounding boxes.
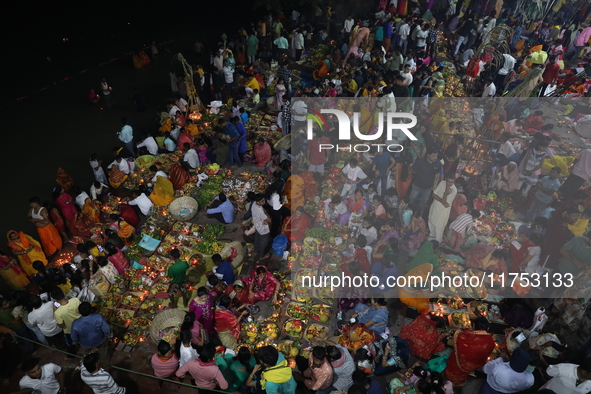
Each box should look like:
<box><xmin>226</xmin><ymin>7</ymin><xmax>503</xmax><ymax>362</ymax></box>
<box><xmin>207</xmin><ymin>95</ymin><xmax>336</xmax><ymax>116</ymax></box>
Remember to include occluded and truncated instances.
<box><xmin>444</xmin><ymin>330</ymin><xmax>495</xmax><ymax>385</ymax></box>
<box><xmin>283</xmin><ymin>214</ymin><xmax>312</xmax><ymax>242</ymax></box>
<box><xmin>49</xmin><ymin>207</ymin><xmax>67</xmax><ymax>234</ymax></box>
<box><xmin>169</xmin><ymin>163</ymin><xmax>190</xmax><ymax>191</ymax></box>
<box><xmin>214</xmin><ymin>307</ymin><xmax>241</xmax><ymax>339</ymax></box>
<box><xmin>243</xmin><ymin>266</ymin><xmax>280</xmax><ymax>303</ymax></box>
<box><xmin>224</xmin><ymin>282</ymin><xmax>251</xmax><ymax>307</ymax></box>
<box><xmin>399</xmin><ymin>314</ymin><xmax>444</xmax><ymax>360</ymax></box>
<box><xmin>56</xmin><ymin>192</ymin><xmax>77</xmax><ymax>231</ymax></box>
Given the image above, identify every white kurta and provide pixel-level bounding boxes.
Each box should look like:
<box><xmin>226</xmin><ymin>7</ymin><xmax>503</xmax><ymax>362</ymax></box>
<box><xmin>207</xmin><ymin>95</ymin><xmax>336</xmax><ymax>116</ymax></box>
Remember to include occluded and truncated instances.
<box><xmin>428</xmin><ymin>181</ymin><xmax>457</xmax><ymax>242</ymax></box>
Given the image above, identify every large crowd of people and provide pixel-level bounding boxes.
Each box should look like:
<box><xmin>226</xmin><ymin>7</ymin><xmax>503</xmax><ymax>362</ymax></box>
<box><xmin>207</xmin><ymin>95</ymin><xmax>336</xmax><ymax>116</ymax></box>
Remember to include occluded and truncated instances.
<box><xmin>4</xmin><ymin>1</ymin><xmax>591</xmax><ymax>394</ymax></box>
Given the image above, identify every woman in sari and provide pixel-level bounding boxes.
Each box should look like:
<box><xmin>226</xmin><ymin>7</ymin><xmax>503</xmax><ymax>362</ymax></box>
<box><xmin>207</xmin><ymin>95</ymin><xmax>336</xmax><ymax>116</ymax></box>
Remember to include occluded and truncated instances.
<box><xmin>400</xmin><ymin>208</ymin><xmax>427</xmax><ymax>254</ymax></box>
<box><xmin>150</xmin><ymin>176</ymin><xmax>176</xmax><ymax>206</ymax></box>
<box><xmin>215</xmin><ymin>295</ymin><xmax>248</xmax><ymax>349</ymax></box>
<box><xmin>44</xmin><ymin>201</ymin><xmax>69</xmax><ymax>241</ymax></box>
<box><xmin>254</xmin><ymin>138</ymin><xmax>272</xmax><ymax>168</ymax></box>
<box><xmin>56</xmin><ymin>167</ymin><xmax>74</xmax><ymax>191</ymax></box>
<box><xmin>449</xmin><ymin>194</ymin><xmax>468</xmax><ymax>222</ymax></box>
<box><xmin>444</xmin><ymin>317</ymin><xmax>495</xmax><ymax>386</ymax></box>
<box><xmin>398</xmin><ymin>263</ymin><xmax>436</xmax><ymax>314</ymax></box>
<box><xmin>55</xmin><ymin>187</ymin><xmax>77</xmax><ymax>232</ymax></box>
<box><xmin>244</xmin><ymin>266</ymin><xmax>281</xmax><ymax>304</ymax></box>
<box><xmin>395</xmin><ymin>154</ymin><xmax>414</xmax><ymax>199</ymax></box>
<box><xmin>117</xmin><ymin>219</ymin><xmax>136</xmax><ymax>246</ymax></box>
<box><xmin>82</xmin><ymin>198</ymin><xmax>101</xmax><ymax>224</ymax></box>
<box><xmin>225</xmin><ymin>280</ymin><xmax>251</xmax><ymax>309</ymax></box>
<box><xmin>491</xmin><ymin>161</ymin><xmax>520</xmax><ymax>193</ymax></box>
<box><xmin>105</xmin><ymin>243</ymin><xmax>129</xmax><ymax>275</ymax></box>
<box><xmin>282</xmin><ymin>206</ymin><xmax>312</xmax><ymax>242</ymax></box>
<box><xmin>399</xmin><ymin>313</ymin><xmax>446</xmax><ymax>360</ymax></box>
<box><xmin>72</xmin><ymin>212</ymin><xmax>91</xmax><ymax>239</ymax></box>
<box><xmin>28</xmin><ymin>198</ymin><xmax>62</xmax><ymax>256</ymax></box>
<box><xmin>285</xmin><ymin>172</ymin><xmax>317</xmax><ymax>211</ymax></box>
<box><xmin>0</xmin><ymin>250</ymin><xmax>30</xmax><ymax>289</ymax></box>
<box><xmin>353</xmin><ymin>297</ymin><xmax>389</xmax><ymax>335</ymax></box>
<box><xmin>509</xmin><ymin>233</ymin><xmax>543</xmax><ymax>273</ymax></box>
<box><xmin>169</xmin><ymin>161</ymin><xmax>191</xmax><ymax>190</ymax></box>
<box><xmin>176</xmin><ymin>128</ymin><xmax>194</xmax><ymax>150</ymax></box>
<box><xmin>339</xmin><ymin>189</ymin><xmax>368</xmax><ymax>227</ymax></box>
<box><xmin>189</xmin><ymin>286</ymin><xmax>216</xmax><ymax>337</ymax></box>
<box><xmin>464</xmin><ymin>244</ymin><xmax>508</xmax><ymax>276</ymax></box>
<box><xmin>7</xmin><ymin>231</ymin><xmax>47</xmax><ymax>276</ymax></box>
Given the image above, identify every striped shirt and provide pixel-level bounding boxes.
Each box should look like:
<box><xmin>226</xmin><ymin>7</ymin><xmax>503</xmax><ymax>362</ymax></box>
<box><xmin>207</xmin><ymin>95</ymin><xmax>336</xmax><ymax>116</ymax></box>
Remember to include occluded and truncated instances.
<box><xmin>80</xmin><ymin>365</ymin><xmax>126</xmax><ymax>394</ymax></box>
<box><xmin>449</xmin><ymin>213</ymin><xmax>474</xmax><ymax>236</ymax></box>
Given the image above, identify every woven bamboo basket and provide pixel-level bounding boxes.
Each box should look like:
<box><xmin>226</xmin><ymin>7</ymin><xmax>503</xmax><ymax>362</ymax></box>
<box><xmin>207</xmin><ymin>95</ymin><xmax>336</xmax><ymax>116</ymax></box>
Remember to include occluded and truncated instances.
<box><xmin>149</xmin><ymin>308</ymin><xmax>186</xmax><ymax>344</ymax></box>
<box><xmin>221</xmin><ymin>241</ymin><xmax>245</xmax><ymax>269</ymax></box>
<box><xmin>169</xmin><ymin>196</ymin><xmax>199</xmax><ymax>221</ymax></box>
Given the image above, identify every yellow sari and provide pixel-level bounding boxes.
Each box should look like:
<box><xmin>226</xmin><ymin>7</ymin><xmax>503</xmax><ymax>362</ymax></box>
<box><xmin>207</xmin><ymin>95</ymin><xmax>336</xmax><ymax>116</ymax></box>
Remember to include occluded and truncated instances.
<box><xmin>150</xmin><ymin>176</ymin><xmax>175</xmax><ymax>206</ymax></box>
<box><xmin>6</xmin><ymin>231</ymin><xmax>47</xmax><ymax>276</ymax></box>
<box><xmin>82</xmin><ymin>199</ymin><xmax>101</xmax><ymax>223</ymax></box>
<box><xmin>285</xmin><ymin>175</ymin><xmax>304</xmax><ymax>211</ymax></box>
<box><xmin>186</xmin><ymin>123</ymin><xmax>200</xmax><ymax>137</ymax></box>
<box><xmin>398</xmin><ymin>263</ymin><xmax>433</xmax><ymax>314</ymax></box>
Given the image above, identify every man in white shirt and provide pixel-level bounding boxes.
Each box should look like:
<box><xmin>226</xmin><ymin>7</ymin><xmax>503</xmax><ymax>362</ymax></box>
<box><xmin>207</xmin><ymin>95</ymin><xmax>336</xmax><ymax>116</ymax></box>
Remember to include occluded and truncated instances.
<box><xmin>136</xmin><ymin>133</ymin><xmax>159</xmax><ymax>156</ymax></box>
<box><xmin>415</xmin><ymin>24</ymin><xmax>429</xmax><ymax>52</ymax></box>
<box><xmin>128</xmin><ymin>191</ymin><xmax>154</xmax><ymax>216</ymax></box>
<box><xmin>182</xmin><ymin>142</ymin><xmax>200</xmax><ymax>169</ymax></box>
<box><xmin>341</xmin><ymin>157</ymin><xmax>367</xmax><ymax>196</ymax></box>
<box><xmin>294</xmin><ymin>29</ymin><xmax>305</xmax><ymax>60</ymax></box>
<box><xmin>90</xmin><ymin>181</ymin><xmax>109</xmax><ymax>201</ymax></box>
<box><xmin>495</xmin><ymin>51</ymin><xmax>516</xmax><ymax>91</ymax></box>
<box><xmin>250</xmin><ymin>194</ymin><xmax>271</xmax><ymax>261</ymax></box>
<box><xmin>403</xmin><ymin>54</ymin><xmax>416</xmax><ymax>72</ymax></box>
<box><xmin>481</xmin><ymin>348</ymin><xmax>534</xmax><ymax>393</ymax></box>
<box><xmin>482</xmin><ymin>77</ymin><xmax>496</xmax><ymax>97</ymax></box>
<box><xmin>19</xmin><ymin>358</ymin><xmax>64</xmax><ymax>394</ymax></box>
<box><xmin>168</xmin><ymin>102</ymin><xmax>181</xmax><ymax>117</ymax></box>
<box><xmin>118</xmin><ymin>118</ymin><xmax>134</xmax><ymax>158</ymax></box>
<box><xmin>108</xmin><ymin>156</ymin><xmax>131</xmax><ymax>175</ymax></box>
<box><xmin>222</xmin><ymin>60</ymin><xmax>235</xmax><ymax>94</ymax></box>
<box><xmin>343</xmin><ymin>16</ymin><xmax>354</xmax><ymax>33</ymax></box>
<box><xmin>398</xmin><ymin>20</ymin><xmax>411</xmax><ymax>54</ymax></box>
<box><xmin>28</xmin><ymin>295</ymin><xmax>65</xmax><ymax>348</ymax></box>
<box><xmin>401</xmin><ymin>64</ymin><xmax>413</xmax><ymax>86</ymax></box>
<box><xmin>541</xmin><ymin>359</ymin><xmax>591</xmax><ymax>393</ymax></box>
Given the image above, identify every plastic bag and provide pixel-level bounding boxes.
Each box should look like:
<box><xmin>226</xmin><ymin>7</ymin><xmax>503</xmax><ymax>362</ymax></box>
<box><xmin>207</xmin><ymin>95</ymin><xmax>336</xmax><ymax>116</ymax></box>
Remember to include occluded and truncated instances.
<box><xmin>425</xmin><ymin>353</ymin><xmax>450</xmax><ymax>373</ymax></box>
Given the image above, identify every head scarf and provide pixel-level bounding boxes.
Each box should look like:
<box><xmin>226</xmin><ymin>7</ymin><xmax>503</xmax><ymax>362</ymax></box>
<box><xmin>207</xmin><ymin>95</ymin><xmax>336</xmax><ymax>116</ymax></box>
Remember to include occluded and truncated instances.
<box><xmin>260</xmin><ymin>358</ymin><xmax>292</xmax><ymax>389</ymax></box>
<box><xmin>502</xmin><ymin>161</ymin><xmax>520</xmax><ymax>191</ymax></box>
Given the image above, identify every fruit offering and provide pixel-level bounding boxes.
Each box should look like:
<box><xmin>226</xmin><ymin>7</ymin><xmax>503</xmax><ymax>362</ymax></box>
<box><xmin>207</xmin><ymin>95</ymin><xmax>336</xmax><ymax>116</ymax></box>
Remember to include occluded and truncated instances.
<box><xmin>449</xmin><ymin>311</ymin><xmax>472</xmax><ymax>329</ymax></box>
<box><xmin>300</xmin><ymin>346</ymin><xmax>312</xmax><ymax>359</ymax></box>
<box><xmin>277</xmin><ymin>340</ymin><xmax>301</xmax><ymax>358</ymax></box>
<box><xmin>300</xmin><ymin>256</ymin><xmax>322</xmax><ymax>269</ymax></box>
<box><xmin>120</xmin><ymin>293</ymin><xmax>144</xmax><ymax>309</ymax></box>
<box><xmin>283</xmin><ymin>319</ymin><xmax>306</xmax><ymax>338</ymax></box>
<box><xmin>130</xmin><ymin>317</ymin><xmax>151</xmax><ymax>331</ymax></box>
<box><xmin>121</xmin><ymin>330</ymin><xmax>145</xmax><ymax>347</ymax></box>
<box><xmin>158</xmin><ymin>326</ymin><xmax>180</xmax><ymax>344</ymax></box>
<box><xmin>98</xmin><ymin>294</ymin><xmax>121</xmax><ymax>308</ymax></box>
<box><xmin>287</xmin><ymin>302</ymin><xmax>311</xmax><ymax>320</ymax></box>
<box><xmin>110</xmin><ymin>309</ymin><xmax>135</xmax><ymax>327</ymax></box>
<box><xmin>140</xmin><ymin>299</ymin><xmax>162</xmax><ymax>314</ymax></box>
<box><xmin>293</xmin><ymin>287</ymin><xmax>314</xmax><ymax>302</ymax></box>
<box><xmin>315</xmin><ymin>286</ymin><xmax>332</xmax><ymax>300</ymax></box>
<box><xmin>262</xmin><ymin>323</ymin><xmax>280</xmax><ymax>339</ymax></box>
<box><xmin>305</xmin><ymin>324</ymin><xmax>328</xmax><ymax>341</ymax></box>
<box><xmin>338</xmin><ymin>324</ymin><xmax>376</xmax><ymax>351</ymax></box>
<box><xmin>310</xmin><ymin>304</ymin><xmax>331</xmax><ymax>323</ymax></box>
<box><xmin>242</xmin><ymin>322</ymin><xmax>260</xmax><ymax>344</ymax></box>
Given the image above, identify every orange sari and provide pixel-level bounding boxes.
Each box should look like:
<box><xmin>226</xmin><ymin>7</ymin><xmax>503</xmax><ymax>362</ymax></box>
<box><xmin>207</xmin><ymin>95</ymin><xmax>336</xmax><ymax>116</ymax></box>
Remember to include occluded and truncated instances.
<box><xmin>37</xmin><ymin>224</ymin><xmax>62</xmax><ymax>255</ymax></box>
<box><xmin>118</xmin><ymin>220</ymin><xmax>136</xmax><ymax>245</ymax></box>
<box><xmin>82</xmin><ymin>199</ymin><xmax>101</xmax><ymax>223</ymax></box>
<box><xmin>444</xmin><ymin>329</ymin><xmax>495</xmax><ymax>385</ymax></box>
<box><xmin>6</xmin><ymin>231</ymin><xmax>47</xmax><ymax>276</ymax></box>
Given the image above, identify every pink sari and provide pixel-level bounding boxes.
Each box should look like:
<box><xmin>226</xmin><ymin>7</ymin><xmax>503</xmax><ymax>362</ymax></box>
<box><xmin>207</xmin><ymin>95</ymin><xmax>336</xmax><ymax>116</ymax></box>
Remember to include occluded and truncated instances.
<box><xmin>107</xmin><ymin>248</ymin><xmax>130</xmax><ymax>275</ymax></box>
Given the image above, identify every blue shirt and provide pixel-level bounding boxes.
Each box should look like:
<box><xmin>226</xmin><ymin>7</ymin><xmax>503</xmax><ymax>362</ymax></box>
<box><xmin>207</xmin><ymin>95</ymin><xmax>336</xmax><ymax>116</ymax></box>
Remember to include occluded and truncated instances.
<box><xmin>224</xmin><ymin>123</ymin><xmax>239</xmax><ymax>139</ymax></box>
<box><xmin>236</xmin><ymin>122</ymin><xmax>248</xmax><ymax>153</ymax></box>
<box><xmin>372</xmin><ymin>152</ymin><xmax>393</xmax><ymax>175</ymax></box>
<box><xmin>164</xmin><ymin>137</ymin><xmax>176</xmax><ymax>152</ymax></box>
<box><xmin>216</xmin><ymin>260</ymin><xmax>235</xmax><ymax>285</ymax></box>
<box><xmin>119</xmin><ymin>125</ymin><xmax>133</xmax><ymax>143</ymax></box>
<box><xmin>206</xmin><ymin>197</ymin><xmax>236</xmax><ymax>223</ymax></box>
<box><xmin>535</xmin><ymin>176</ymin><xmax>561</xmax><ymax>204</ymax></box>
<box><xmin>71</xmin><ymin>314</ymin><xmax>112</xmax><ymax>349</ymax></box>
<box><xmin>240</xmin><ymin>112</ymin><xmax>249</xmax><ymax>125</ymax></box>
<box><xmin>384</xmin><ymin>22</ymin><xmax>393</xmax><ymax>38</ymax></box>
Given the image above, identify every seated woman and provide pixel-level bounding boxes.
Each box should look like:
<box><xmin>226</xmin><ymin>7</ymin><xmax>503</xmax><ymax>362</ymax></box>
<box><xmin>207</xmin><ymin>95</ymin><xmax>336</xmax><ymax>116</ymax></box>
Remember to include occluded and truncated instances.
<box><xmin>509</xmin><ymin>233</ymin><xmax>543</xmax><ymax>273</ymax></box>
<box><xmin>352</xmin><ymin>297</ymin><xmax>389</xmax><ymax>336</ymax></box>
<box><xmin>407</xmin><ymin>240</ymin><xmax>440</xmax><ymax>271</ymax></box>
<box><xmin>96</xmin><ymin>256</ymin><xmax>119</xmax><ymax>285</ymax></box>
<box><xmin>399</xmin><ymin>208</ymin><xmax>427</xmax><ymax>254</ymax></box>
<box><xmin>464</xmin><ymin>244</ymin><xmax>508</xmax><ymax>276</ymax></box>
<box><xmin>490</xmin><ymin>161</ymin><xmax>519</xmax><ymax>193</ymax></box>
<box><xmin>282</xmin><ymin>206</ymin><xmax>312</xmax><ymax>243</ymax></box>
<box><xmin>339</xmin><ymin>189</ymin><xmax>369</xmax><ymax>228</ymax></box>
<box><xmin>254</xmin><ymin>138</ymin><xmax>272</xmax><ymax>167</ymax></box>
<box><xmin>368</xmin><ymin>335</ymin><xmax>410</xmax><ymax>377</ymax></box>
<box><xmin>243</xmin><ymin>266</ymin><xmax>281</xmax><ymax>304</ymax></box>
<box><xmin>150</xmin><ymin>176</ymin><xmax>176</xmax><ymax>207</ymax></box>
<box><xmin>398</xmin><ymin>263</ymin><xmax>438</xmax><ymax>315</ymax></box>
<box><xmin>105</xmin><ymin>243</ymin><xmax>129</xmax><ymax>275</ymax></box>
<box><xmin>343</xmin><ymin>235</ymin><xmax>371</xmax><ymax>274</ymax></box>
<box><xmin>399</xmin><ymin>313</ymin><xmax>446</xmax><ymax>360</ymax></box>
<box><xmin>449</xmin><ymin>194</ymin><xmax>468</xmax><ymax>223</ymax></box>
<box><xmin>217</xmin><ymin>347</ymin><xmax>256</xmax><ymax>393</ymax></box>
<box><xmin>215</xmin><ymin>295</ymin><xmax>248</xmax><ymax>350</ymax></box>
<box><xmin>224</xmin><ymin>280</ymin><xmax>251</xmax><ymax>309</ymax></box>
